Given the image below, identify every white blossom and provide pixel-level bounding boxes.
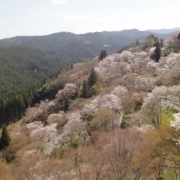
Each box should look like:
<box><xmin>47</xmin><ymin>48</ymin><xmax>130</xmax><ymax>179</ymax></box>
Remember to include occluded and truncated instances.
<box><xmin>56</xmin><ymin>83</ymin><xmax>77</xmax><ymax>100</ymax></box>
<box><xmin>80</xmin><ymin>104</ymin><xmax>96</xmax><ymax>120</ymax></box>
<box><xmin>99</xmin><ymin>94</ymin><xmax>122</xmax><ymax>113</ymax></box>
<box><xmin>110</xmin><ymin>85</ymin><xmax>128</xmax><ymax>98</ymax></box>
<box><xmin>135</xmin><ymin>77</ymin><xmax>156</xmax><ymax>92</ymax></box>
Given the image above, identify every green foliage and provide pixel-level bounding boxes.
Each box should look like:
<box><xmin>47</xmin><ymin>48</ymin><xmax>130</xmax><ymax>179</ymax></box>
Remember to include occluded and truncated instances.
<box><xmin>154</xmin><ymin>40</ymin><xmax>161</xmax><ymax>62</ymax></box>
<box><xmin>81</xmin><ymin>80</ymin><xmax>88</xmax><ymax>98</ymax></box>
<box><xmin>120</xmin><ymin>114</ymin><xmax>127</xmax><ymax>128</ymax></box>
<box><xmin>144</xmin><ymin>34</ymin><xmax>156</xmax><ymax>48</ymax></box>
<box><xmin>151</xmin><ymin>39</ymin><xmax>161</xmax><ymax>62</ymax></box>
<box><xmin>161</xmin><ymin>108</ymin><xmax>179</xmax><ymax>124</ymax></box>
<box><xmin>155</xmin><ymin>80</ymin><xmax>163</xmax><ymax>86</ymax></box>
<box><xmin>87</xmin><ymin>68</ymin><xmax>98</xmax><ymax>89</ymax></box>
<box><xmin>99</xmin><ymin>50</ymin><xmax>107</xmax><ymax>60</ymax></box>
<box><xmin>69</xmin><ymin>135</ymin><xmax>82</xmax><ymax>148</ymax></box>
<box><xmin>177</xmin><ymin>33</ymin><xmax>180</xmax><ymax>40</ymax></box>
<box><xmin>160</xmin><ymin>38</ymin><xmax>164</xmax><ymax>47</ymax></box>
<box><xmin>0</xmin><ymin>126</ymin><xmax>11</xmax><ymax>150</ymax></box>
<box><xmin>163</xmin><ymin>43</ymin><xmax>180</xmax><ymax>56</ymax></box>
<box><xmin>64</xmin><ymin>99</ymin><xmax>70</xmax><ymax>113</ymax></box>
<box><xmin>0</xmin><ymin>46</ymin><xmax>65</xmax><ymax>95</ymax></box>
<box><xmin>51</xmin><ymin>147</ymin><xmax>64</xmax><ymax>159</ymax></box>
<box><xmin>0</xmin><ymin>63</ymin><xmax>75</xmax><ymax>126</ymax></box>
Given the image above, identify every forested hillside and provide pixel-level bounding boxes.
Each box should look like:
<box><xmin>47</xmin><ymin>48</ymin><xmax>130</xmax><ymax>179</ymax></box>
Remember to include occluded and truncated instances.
<box><xmin>0</xmin><ymin>45</ymin><xmax>67</xmax><ymax>125</ymax></box>
<box><xmin>0</xmin><ymin>46</ymin><xmax>66</xmax><ymax>94</ymax></box>
<box><xmin>0</xmin><ymin>33</ymin><xmax>98</xmax><ymax>63</ymax></box>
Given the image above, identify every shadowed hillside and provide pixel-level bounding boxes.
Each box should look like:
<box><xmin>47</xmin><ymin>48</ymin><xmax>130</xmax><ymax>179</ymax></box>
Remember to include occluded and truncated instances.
<box><xmin>0</xmin><ymin>46</ymin><xmax>66</xmax><ymax>94</ymax></box>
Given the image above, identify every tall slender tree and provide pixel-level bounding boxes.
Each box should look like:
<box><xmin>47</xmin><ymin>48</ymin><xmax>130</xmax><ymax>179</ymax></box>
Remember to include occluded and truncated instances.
<box><xmin>154</xmin><ymin>39</ymin><xmax>161</xmax><ymax>62</ymax></box>
<box><xmin>177</xmin><ymin>33</ymin><xmax>180</xmax><ymax>40</ymax></box>
<box><xmin>0</xmin><ymin>126</ymin><xmax>11</xmax><ymax>150</ymax></box>
<box><xmin>88</xmin><ymin>68</ymin><xmax>98</xmax><ymax>88</ymax></box>
<box><xmin>81</xmin><ymin>80</ymin><xmax>88</xmax><ymax>98</ymax></box>
<box><xmin>136</xmin><ymin>39</ymin><xmax>139</xmax><ymax>45</ymax></box>
<box><xmin>64</xmin><ymin>99</ymin><xmax>69</xmax><ymax>113</ymax></box>
<box><xmin>160</xmin><ymin>38</ymin><xmax>164</xmax><ymax>47</ymax></box>
<box><xmin>99</xmin><ymin>50</ymin><xmax>107</xmax><ymax>60</ymax></box>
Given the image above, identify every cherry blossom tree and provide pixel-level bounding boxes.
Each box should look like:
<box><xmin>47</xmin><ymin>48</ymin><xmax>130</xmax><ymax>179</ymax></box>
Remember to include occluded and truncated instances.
<box><xmin>80</xmin><ymin>104</ymin><xmax>96</xmax><ymax>121</ymax></box>
<box><xmin>56</xmin><ymin>83</ymin><xmax>77</xmax><ymax>101</ymax></box>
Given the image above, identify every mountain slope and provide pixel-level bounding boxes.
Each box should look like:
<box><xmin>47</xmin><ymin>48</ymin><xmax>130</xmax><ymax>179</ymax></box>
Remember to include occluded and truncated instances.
<box><xmin>0</xmin><ymin>46</ymin><xmax>65</xmax><ymax>94</ymax></box>
<box><xmin>0</xmin><ymin>33</ymin><xmax>98</xmax><ymax>63</ymax></box>
<box><xmin>2</xmin><ymin>34</ymin><xmax>180</xmax><ymax>179</ymax></box>
<box><xmin>0</xmin><ymin>30</ymin><xmax>173</xmax><ymax>64</ymax></box>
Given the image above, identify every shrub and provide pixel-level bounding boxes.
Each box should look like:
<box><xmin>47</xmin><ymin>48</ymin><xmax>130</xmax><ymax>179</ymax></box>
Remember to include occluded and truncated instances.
<box><xmin>69</xmin><ymin>135</ymin><xmax>82</xmax><ymax>148</ymax></box>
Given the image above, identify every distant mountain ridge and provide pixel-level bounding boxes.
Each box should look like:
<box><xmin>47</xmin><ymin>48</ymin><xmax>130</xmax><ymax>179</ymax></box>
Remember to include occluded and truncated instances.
<box><xmin>0</xmin><ymin>29</ymin><xmax>177</xmax><ymax>64</ymax></box>
<box><xmin>147</xmin><ymin>27</ymin><xmax>180</xmax><ymax>34</ymax></box>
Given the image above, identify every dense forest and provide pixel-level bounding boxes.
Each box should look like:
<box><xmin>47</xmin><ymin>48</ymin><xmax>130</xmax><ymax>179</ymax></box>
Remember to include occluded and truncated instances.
<box><xmin>0</xmin><ymin>67</ymin><xmax>71</xmax><ymax>126</ymax></box>
<box><xmin>0</xmin><ymin>45</ymin><xmax>68</xmax><ymax>125</ymax></box>
<box><xmin>0</xmin><ymin>46</ymin><xmax>67</xmax><ymax>94</ymax></box>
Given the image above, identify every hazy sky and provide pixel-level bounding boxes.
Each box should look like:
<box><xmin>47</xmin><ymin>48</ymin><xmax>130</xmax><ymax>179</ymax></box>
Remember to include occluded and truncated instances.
<box><xmin>0</xmin><ymin>0</ymin><xmax>179</xmax><ymax>39</ymax></box>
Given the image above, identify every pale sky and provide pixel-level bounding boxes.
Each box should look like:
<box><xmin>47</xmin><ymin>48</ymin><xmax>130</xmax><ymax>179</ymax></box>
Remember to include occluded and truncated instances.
<box><xmin>0</xmin><ymin>0</ymin><xmax>179</xmax><ymax>39</ymax></box>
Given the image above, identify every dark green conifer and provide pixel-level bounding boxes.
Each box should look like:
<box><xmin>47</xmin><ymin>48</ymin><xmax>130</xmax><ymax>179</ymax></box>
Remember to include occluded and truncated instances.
<box><xmin>87</xmin><ymin>68</ymin><xmax>98</xmax><ymax>88</ymax></box>
<box><xmin>177</xmin><ymin>33</ymin><xmax>180</xmax><ymax>40</ymax></box>
<box><xmin>64</xmin><ymin>99</ymin><xmax>69</xmax><ymax>113</ymax></box>
<box><xmin>0</xmin><ymin>126</ymin><xmax>11</xmax><ymax>150</ymax></box>
<box><xmin>81</xmin><ymin>80</ymin><xmax>88</xmax><ymax>98</ymax></box>
<box><xmin>154</xmin><ymin>40</ymin><xmax>161</xmax><ymax>62</ymax></box>
<box><xmin>99</xmin><ymin>50</ymin><xmax>107</xmax><ymax>60</ymax></box>
<box><xmin>160</xmin><ymin>38</ymin><xmax>164</xmax><ymax>47</ymax></box>
<box><xmin>136</xmin><ymin>39</ymin><xmax>139</xmax><ymax>45</ymax></box>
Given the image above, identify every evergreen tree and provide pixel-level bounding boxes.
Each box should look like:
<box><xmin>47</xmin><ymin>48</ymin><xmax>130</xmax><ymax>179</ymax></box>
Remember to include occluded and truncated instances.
<box><xmin>136</xmin><ymin>39</ymin><xmax>139</xmax><ymax>45</ymax></box>
<box><xmin>0</xmin><ymin>126</ymin><xmax>11</xmax><ymax>150</ymax></box>
<box><xmin>160</xmin><ymin>38</ymin><xmax>164</xmax><ymax>47</ymax></box>
<box><xmin>177</xmin><ymin>33</ymin><xmax>180</xmax><ymax>40</ymax></box>
<box><xmin>99</xmin><ymin>50</ymin><xmax>107</xmax><ymax>60</ymax></box>
<box><xmin>88</xmin><ymin>68</ymin><xmax>98</xmax><ymax>88</ymax></box>
<box><xmin>154</xmin><ymin>40</ymin><xmax>161</xmax><ymax>62</ymax></box>
<box><xmin>64</xmin><ymin>99</ymin><xmax>69</xmax><ymax>113</ymax></box>
<box><xmin>81</xmin><ymin>80</ymin><xmax>88</xmax><ymax>98</ymax></box>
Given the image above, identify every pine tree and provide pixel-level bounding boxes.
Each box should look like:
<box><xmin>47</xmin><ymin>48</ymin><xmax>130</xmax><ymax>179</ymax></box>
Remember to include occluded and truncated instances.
<box><xmin>81</xmin><ymin>80</ymin><xmax>88</xmax><ymax>98</ymax></box>
<box><xmin>160</xmin><ymin>38</ymin><xmax>164</xmax><ymax>47</ymax></box>
<box><xmin>99</xmin><ymin>50</ymin><xmax>107</xmax><ymax>60</ymax></box>
<box><xmin>177</xmin><ymin>33</ymin><xmax>180</xmax><ymax>40</ymax></box>
<box><xmin>88</xmin><ymin>68</ymin><xmax>98</xmax><ymax>88</ymax></box>
<box><xmin>154</xmin><ymin>40</ymin><xmax>161</xmax><ymax>62</ymax></box>
<box><xmin>0</xmin><ymin>126</ymin><xmax>11</xmax><ymax>150</ymax></box>
<box><xmin>136</xmin><ymin>39</ymin><xmax>139</xmax><ymax>45</ymax></box>
<box><xmin>64</xmin><ymin>99</ymin><xmax>69</xmax><ymax>113</ymax></box>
